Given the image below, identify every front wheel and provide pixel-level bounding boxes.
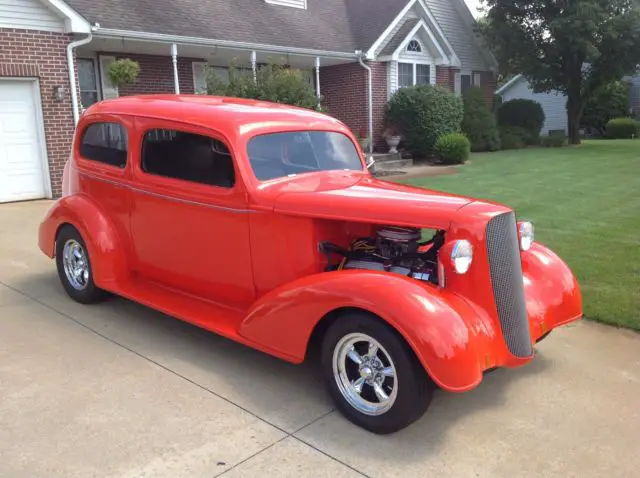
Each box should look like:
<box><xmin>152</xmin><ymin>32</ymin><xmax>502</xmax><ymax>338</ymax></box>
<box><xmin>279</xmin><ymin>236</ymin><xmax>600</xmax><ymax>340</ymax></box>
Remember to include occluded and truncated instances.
<box><xmin>321</xmin><ymin>312</ymin><xmax>434</xmax><ymax>434</ymax></box>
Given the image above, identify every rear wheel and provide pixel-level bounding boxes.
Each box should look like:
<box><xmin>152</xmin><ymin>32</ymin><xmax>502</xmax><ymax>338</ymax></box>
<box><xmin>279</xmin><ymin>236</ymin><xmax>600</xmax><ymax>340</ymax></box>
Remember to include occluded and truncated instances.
<box><xmin>55</xmin><ymin>225</ymin><xmax>108</xmax><ymax>304</ymax></box>
<box><xmin>321</xmin><ymin>312</ymin><xmax>434</xmax><ymax>434</ymax></box>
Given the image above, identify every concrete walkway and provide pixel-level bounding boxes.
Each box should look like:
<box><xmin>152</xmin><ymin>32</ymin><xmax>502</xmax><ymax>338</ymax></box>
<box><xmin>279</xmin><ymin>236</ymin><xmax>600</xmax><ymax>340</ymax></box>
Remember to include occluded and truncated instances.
<box><xmin>1</xmin><ymin>200</ymin><xmax>639</xmax><ymax>478</ymax></box>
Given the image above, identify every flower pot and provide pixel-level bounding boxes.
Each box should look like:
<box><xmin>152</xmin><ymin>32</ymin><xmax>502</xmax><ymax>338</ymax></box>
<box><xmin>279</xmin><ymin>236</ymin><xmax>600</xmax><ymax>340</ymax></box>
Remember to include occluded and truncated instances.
<box><xmin>386</xmin><ymin>135</ymin><xmax>401</xmax><ymax>154</ymax></box>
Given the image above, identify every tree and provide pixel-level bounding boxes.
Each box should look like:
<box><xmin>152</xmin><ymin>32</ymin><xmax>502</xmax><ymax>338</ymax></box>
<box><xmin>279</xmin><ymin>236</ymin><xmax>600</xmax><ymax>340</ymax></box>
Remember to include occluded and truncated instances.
<box><xmin>480</xmin><ymin>0</ymin><xmax>640</xmax><ymax>144</ymax></box>
<box><xmin>461</xmin><ymin>86</ymin><xmax>501</xmax><ymax>151</ymax></box>
<box><xmin>581</xmin><ymin>80</ymin><xmax>631</xmax><ymax>136</ymax></box>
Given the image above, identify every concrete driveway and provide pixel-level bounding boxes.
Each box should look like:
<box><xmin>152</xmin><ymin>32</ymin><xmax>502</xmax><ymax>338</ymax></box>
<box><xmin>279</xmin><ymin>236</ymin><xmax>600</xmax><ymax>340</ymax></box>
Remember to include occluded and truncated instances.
<box><xmin>1</xmin><ymin>200</ymin><xmax>639</xmax><ymax>478</ymax></box>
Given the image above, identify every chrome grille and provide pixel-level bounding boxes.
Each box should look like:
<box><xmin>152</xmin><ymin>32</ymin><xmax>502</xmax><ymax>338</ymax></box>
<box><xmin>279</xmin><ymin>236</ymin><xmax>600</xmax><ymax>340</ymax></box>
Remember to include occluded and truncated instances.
<box><xmin>486</xmin><ymin>212</ymin><xmax>532</xmax><ymax>358</ymax></box>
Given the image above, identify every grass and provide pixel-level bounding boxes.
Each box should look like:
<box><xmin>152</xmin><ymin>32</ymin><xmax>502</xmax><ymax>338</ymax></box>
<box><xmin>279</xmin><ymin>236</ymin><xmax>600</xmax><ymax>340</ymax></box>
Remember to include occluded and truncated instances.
<box><xmin>401</xmin><ymin>140</ymin><xmax>640</xmax><ymax>331</ymax></box>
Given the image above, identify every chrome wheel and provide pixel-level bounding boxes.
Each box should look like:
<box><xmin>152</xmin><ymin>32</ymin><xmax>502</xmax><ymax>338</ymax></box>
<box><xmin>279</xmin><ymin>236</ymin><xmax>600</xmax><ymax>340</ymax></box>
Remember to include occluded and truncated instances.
<box><xmin>332</xmin><ymin>333</ymin><xmax>398</xmax><ymax>416</ymax></box>
<box><xmin>62</xmin><ymin>239</ymin><xmax>90</xmax><ymax>291</ymax></box>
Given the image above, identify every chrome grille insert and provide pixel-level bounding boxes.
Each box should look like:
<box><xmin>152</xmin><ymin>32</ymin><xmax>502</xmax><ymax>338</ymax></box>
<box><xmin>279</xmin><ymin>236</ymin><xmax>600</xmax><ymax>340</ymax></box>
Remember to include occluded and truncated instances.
<box><xmin>486</xmin><ymin>212</ymin><xmax>533</xmax><ymax>358</ymax></box>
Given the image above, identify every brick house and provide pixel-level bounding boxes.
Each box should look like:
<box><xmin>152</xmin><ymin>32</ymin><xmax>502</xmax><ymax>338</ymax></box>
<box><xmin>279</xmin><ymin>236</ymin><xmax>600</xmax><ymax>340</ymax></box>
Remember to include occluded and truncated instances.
<box><xmin>0</xmin><ymin>0</ymin><xmax>496</xmax><ymax>202</ymax></box>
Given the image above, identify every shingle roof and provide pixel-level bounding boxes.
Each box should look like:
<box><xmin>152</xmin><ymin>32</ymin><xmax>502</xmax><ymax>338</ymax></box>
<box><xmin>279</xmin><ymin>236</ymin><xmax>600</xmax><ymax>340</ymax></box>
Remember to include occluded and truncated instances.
<box><xmin>379</xmin><ymin>18</ymin><xmax>419</xmax><ymax>55</ymax></box>
<box><xmin>65</xmin><ymin>0</ymin><xmax>410</xmax><ymax>53</ymax></box>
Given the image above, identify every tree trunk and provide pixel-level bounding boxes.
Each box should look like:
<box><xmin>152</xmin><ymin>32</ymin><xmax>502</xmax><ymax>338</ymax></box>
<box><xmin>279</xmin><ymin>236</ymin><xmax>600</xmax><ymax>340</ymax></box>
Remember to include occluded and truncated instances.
<box><xmin>566</xmin><ymin>93</ymin><xmax>584</xmax><ymax>145</ymax></box>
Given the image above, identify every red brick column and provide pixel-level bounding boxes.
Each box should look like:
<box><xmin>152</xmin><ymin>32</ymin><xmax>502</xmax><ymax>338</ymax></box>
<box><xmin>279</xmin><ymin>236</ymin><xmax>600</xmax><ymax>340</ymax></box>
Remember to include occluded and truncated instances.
<box><xmin>320</xmin><ymin>61</ymin><xmax>388</xmax><ymax>152</ymax></box>
<box><xmin>477</xmin><ymin>71</ymin><xmax>496</xmax><ymax>109</ymax></box>
<box><xmin>436</xmin><ymin>66</ymin><xmax>451</xmax><ymax>90</ymax></box>
<box><xmin>0</xmin><ymin>28</ymin><xmax>76</xmax><ymax>197</ymax></box>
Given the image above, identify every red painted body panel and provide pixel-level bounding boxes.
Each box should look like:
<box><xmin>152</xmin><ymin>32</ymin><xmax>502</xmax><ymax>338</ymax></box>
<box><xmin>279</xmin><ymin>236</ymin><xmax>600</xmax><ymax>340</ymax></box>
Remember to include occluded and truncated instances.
<box><xmin>39</xmin><ymin>96</ymin><xmax>583</xmax><ymax>393</ymax></box>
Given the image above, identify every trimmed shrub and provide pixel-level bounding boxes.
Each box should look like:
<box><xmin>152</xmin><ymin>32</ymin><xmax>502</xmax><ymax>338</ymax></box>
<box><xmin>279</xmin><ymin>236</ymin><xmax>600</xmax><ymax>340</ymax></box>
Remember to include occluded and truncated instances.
<box><xmin>434</xmin><ymin>133</ymin><xmax>470</xmax><ymax>164</ymax></box>
<box><xmin>206</xmin><ymin>60</ymin><xmax>319</xmax><ymax>110</ymax></box>
<box><xmin>107</xmin><ymin>58</ymin><xmax>140</xmax><ymax>87</ymax></box>
<box><xmin>541</xmin><ymin>134</ymin><xmax>567</xmax><ymax>147</ymax></box>
<box><xmin>581</xmin><ymin>81</ymin><xmax>630</xmax><ymax>136</ymax></box>
<box><xmin>499</xmin><ymin>125</ymin><xmax>526</xmax><ymax>150</ymax></box>
<box><xmin>461</xmin><ymin>86</ymin><xmax>501</xmax><ymax>152</ymax></box>
<box><xmin>385</xmin><ymin>85</ymin><xmax>463</xmax><ymax>157</ymax></box>
<box><xmin>605</xmin><ymin>117</ymin><xmax>640</xmax><ymax>139</ymax></box>
<box><xmin>497</xmin><ymin>98</ymin><xmax>545</xmax><ymax>144</ymax></box>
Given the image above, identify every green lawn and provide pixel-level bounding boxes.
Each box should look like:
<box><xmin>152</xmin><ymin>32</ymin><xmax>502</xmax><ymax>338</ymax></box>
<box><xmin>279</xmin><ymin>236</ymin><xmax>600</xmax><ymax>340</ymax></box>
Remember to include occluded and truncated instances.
<box><xmin>402</xmin><ymin>140</ymin><xmax>640</xmax><ymax>330</ymax></box>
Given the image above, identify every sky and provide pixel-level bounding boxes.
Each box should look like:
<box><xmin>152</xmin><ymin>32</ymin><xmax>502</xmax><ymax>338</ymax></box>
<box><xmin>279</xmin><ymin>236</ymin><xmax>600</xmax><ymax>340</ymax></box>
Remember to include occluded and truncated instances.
<box><xmin>464</xmin><ymin>0</ymin><xmax>483</xmax><ymax>18</ymax></box>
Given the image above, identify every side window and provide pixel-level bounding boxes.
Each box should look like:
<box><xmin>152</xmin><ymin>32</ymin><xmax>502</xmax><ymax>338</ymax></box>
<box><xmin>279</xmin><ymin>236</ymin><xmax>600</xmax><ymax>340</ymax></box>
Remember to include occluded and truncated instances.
<box><xmin>141</xmin><ymin>129</ymin><xmax>235</xmax><ymax>188</ymax></box>
<box><xmin>80</xmin><ymin>122</ymin><xmax>128</xmax><ymax>168</ymax></box>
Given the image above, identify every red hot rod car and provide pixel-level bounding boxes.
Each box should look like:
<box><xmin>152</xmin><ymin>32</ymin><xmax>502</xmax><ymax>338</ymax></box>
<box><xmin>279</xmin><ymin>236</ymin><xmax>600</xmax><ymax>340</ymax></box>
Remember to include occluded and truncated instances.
<box><xmin>39</xmin><ymin>96</ymin><xmax>582</xmax><ymax>434</ymax></box>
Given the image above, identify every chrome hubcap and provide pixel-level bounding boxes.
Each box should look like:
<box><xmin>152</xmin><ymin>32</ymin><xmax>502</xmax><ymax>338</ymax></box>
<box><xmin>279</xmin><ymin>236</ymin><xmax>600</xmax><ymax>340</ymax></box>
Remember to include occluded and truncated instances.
<box><xmin>62</xmin><ymin>239</ymin><xmax>90</xmax><ymax>291</ymax></box>
<box><xmin>332</xmin><ymin>333</ymin><xmax>398</xmax><ymax>416</ymax></box>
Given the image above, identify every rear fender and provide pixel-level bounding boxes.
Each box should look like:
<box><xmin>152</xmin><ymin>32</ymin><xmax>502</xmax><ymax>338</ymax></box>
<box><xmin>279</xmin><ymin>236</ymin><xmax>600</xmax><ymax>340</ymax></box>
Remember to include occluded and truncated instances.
<box><xmin>240</xmin><ymin>271</ymin><xmax>493</xmax><ymax>392</ymax></box>
<box><xmin>38</xmin><ymin>194</ymin><xmax>127</xmax><ymax>285</ymax></box>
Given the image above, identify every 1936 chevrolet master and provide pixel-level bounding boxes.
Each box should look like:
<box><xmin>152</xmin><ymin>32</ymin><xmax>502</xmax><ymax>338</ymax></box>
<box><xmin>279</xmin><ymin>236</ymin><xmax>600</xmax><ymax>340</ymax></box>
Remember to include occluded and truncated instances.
<box><xmin>39</xmin><ymin>95</ymin><xmax>582</xmax><ymax>434</ymax></box>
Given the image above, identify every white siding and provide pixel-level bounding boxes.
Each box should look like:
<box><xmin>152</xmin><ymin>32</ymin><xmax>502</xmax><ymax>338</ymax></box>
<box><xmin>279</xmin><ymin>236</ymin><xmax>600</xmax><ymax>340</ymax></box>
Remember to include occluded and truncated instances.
<box><xmin>265</xmin><ymin>0</ymin><xmax>306</xmax><ymax>9</ymax></box>
<box><xmin>423</xmin><ymin>0</ymin><xmax>487</xmax><ymax>71</ymax></box>
<box><xmin>388</xmin><ymin>60</ymin><xmax>397</xmax><ymax>99</ymax></box>
<box><xmin>0</xmin><ymin>0</ymin><xmax>64</xmax><ymax>32</ymax></box>
<box><xmin>501</xmin><ymin>78</ymin><xmax>568</xmax><ymax>135</ymax></box>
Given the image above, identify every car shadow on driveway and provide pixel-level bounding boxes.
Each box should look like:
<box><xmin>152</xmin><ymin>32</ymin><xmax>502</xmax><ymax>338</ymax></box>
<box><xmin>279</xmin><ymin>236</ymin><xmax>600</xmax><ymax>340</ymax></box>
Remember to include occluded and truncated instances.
<box><xmin>9</xmin><ymin>270</ymin><xmax>552</xmax><ymax>457</ymax></box>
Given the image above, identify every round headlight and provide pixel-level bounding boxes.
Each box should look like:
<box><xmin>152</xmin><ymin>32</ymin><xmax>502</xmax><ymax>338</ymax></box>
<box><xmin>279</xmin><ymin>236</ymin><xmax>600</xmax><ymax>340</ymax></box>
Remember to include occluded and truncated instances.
<box><xmin>451</xmin><ymin>240</ymin><xmax>473</xmax><ymax>274</ymax></box>
<box><xmin>519</xmin><ymin>221</ymin><xmax>534</xmax><ymax>251</ymax></box>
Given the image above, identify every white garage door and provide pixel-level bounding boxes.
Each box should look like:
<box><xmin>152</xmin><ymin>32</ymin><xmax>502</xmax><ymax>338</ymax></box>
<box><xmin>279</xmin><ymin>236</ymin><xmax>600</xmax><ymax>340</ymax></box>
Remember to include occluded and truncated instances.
<box><xmin>0</xmin><ymin>80</ymin><xmax>48</xmax><ymax>203</ymax></box>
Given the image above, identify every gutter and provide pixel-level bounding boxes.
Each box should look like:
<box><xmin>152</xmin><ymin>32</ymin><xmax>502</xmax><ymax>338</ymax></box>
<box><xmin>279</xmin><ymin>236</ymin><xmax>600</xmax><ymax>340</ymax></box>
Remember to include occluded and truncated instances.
<box><xmin>94</xmin><ymin>28</ymin><xmax>357</xmax><ymax>59</ymax></box>
<box><xmin>67</xmin><ymin>32</ymin><xmax>94</xmax><ymax>124</ymax></box>
<box><xmin>356</xmin><ymin>51</ymin><xmax>374</xmax><ymax>155</ymax></box>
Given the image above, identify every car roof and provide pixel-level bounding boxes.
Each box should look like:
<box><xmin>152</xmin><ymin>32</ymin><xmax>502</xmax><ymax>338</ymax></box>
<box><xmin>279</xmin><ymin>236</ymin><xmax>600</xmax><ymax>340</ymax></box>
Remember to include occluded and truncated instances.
<box><xmin>84</xmin><ymin>95</ymin><xmax>347</xmax><ymax>138</ymax></box>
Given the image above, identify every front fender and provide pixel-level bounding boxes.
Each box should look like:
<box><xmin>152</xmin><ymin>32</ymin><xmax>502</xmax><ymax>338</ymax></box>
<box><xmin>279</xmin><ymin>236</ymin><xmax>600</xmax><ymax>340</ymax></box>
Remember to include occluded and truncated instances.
<box><xmin>240</xmin><ymin>271</ymin><xmax>495</xmax><ymax>392</ymax></box>
<box><xmin>38</xmin><ymin>194</ymin><xmax>127</xmax><ymax>285</ymax></box>
<box><xmin>522</xmin><ymin>243</ymin><xmax>583</xmax><ymax>339</ymax></box>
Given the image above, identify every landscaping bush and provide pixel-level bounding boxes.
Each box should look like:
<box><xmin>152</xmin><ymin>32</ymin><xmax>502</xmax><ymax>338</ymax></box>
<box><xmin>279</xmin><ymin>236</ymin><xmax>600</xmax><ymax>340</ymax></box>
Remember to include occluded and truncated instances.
<box><xmin>499</xmin><ymin>125</ymin><xmax>526</xmax><ymax>150</ymax></box>
<box><xmin>581</xmin><ymin>80</ymin><xmax>630</xmax><ymax>136</ymax></box>
<box><xmin>541</xmin><ymin>133</ymin><xmax>567</xmax><ymax>147</ymax></box>
<box><xmin>497</xmin><ymin>98</ymin><xmax>545</xmax><ymax>145</ymax></box>
<box><xmin>605</xmin><ymin>117</ymin><xmax>640</xmax><ymax>139</ymax></box>
<box><xmin>385</xmin><ymin>85</ymin><xmax>463</xmax><ymax>157</ymax></box>
<box><xmin>206</xmin><ymin>61</ymin><xmax>319</xmax><ymax>110</ymax></box>
<box><xmin>461</xmin><ymin>86</ymin><xmax>501</xmax><ymax>152</ymax></box>
<box><xmin>434</xmin><ymin>133</ymin><xmax>470</xmax><ymax>164</ymax></box>
<box><xmin>107</xmin><ymin>58</ymin><xmax>140</xmax><ymax>87</ymax></box>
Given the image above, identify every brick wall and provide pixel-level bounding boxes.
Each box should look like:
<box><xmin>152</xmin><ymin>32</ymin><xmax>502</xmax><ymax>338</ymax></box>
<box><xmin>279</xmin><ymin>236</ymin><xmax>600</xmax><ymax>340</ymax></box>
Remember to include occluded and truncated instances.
<box><xmin>436</xmin><ymin>66</ymin><xmax>459</xmax><ymax>92</ymax></box>
<box><xmin>477</xmin><ymin>70</ymin><xmax>496</xmax><ymax>109</ymax></box>
<box><xmin>0</xmin><ymin>28</ymin><xmax>75</xmax><ymax>197</ymax></box>
<box><xmin>109</xmin><ymin>53</ymin><xmax>200</xmax><ymax>96</ymax></box>
<box><xmin>320</xmin><ymin>61</ymin><xmax>388</xmax><ymax>152</ymax></box>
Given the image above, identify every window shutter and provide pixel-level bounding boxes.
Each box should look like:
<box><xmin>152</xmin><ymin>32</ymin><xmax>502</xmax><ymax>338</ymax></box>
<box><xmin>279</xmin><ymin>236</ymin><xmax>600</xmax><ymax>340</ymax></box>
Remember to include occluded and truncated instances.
<box><xmin>99</xmin><ymin>55</ymin><xmax>119</xmax><ymax>100</ymax></box>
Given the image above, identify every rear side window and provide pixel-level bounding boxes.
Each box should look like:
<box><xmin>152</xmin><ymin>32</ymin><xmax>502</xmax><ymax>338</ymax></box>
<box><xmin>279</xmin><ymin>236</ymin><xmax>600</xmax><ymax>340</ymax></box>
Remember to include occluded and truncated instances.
<box><xmin>141</xmin><ymin>129</ymin><xmax>235</xmax><ymax>188</ymax></box>
<box><xmin>79</xmin><ymin>122</ymin><xmax>128</xmax><ymax>168</ymax></box>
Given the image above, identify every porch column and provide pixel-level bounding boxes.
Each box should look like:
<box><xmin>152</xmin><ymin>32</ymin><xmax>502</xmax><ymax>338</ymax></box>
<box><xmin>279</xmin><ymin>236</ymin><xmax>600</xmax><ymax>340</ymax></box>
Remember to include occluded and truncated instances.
<box><xmin>251</xmin><ymin>50</ymin><xmax>257</xmax><ymax>82</ymax></box>
<box><xmin>171</xmin><ymin>43</ymin><xmax>180</xmax><ymax>94</ymax></box>
<box><xmin>315</xmin><ymin>56</ymin><xmax>321</xmax><ymax>109</ymax></box>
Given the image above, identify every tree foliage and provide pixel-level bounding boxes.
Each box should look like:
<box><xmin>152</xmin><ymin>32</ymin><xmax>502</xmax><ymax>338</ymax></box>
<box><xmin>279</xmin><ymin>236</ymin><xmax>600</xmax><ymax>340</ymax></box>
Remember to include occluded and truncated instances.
<box><xmin>461</xmin><ymin>86</ymin><xmax>501</xmax><ymax>151</ymax></box>
<box><xmin>206</xmin><ymin>60</ymin><xmax>319</xmax><ymax>110</ymax></box>
<box><xmin>581</xmin><ymin>80</ymin><xmax>631</xmax><ymax>136</ymax></box>
<box><xmin>480</xmin><ymin>0</ymin><xmax>640</xmax><ymax>144</ymax></box>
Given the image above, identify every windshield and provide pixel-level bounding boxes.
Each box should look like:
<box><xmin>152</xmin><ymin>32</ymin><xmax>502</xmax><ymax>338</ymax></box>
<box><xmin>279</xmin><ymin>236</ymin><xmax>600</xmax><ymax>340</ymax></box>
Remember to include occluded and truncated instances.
<box><xmin>247</xmin><ymin>131</ymin><xmax>363</xmax><ymax>181</ymax></box>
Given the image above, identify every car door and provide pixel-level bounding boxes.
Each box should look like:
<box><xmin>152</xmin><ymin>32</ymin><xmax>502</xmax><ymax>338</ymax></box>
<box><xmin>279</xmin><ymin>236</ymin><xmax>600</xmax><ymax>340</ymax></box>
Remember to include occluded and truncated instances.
<box><xmin>128</xmin><ymin>117</ymin><xmax>255</xmax><ymax>309</ymax></box>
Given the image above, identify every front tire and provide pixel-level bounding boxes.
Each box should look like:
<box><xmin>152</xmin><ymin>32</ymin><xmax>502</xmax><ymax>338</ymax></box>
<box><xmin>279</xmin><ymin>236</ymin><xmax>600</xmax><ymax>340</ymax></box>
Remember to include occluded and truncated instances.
<box><xmin>321</xmin><ymin>312</ymin><xmax>434</xmax><ymax>434</ymax></box>
<box><xmin>55</xmin><ymin>225</ymin><xmax>108</xmax><ymax>304</ymax></box>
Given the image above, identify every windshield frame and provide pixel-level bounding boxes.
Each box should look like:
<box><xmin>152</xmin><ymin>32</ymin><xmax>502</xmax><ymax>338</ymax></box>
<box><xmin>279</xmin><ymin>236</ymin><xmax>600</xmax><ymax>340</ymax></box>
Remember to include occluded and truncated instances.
<box><xmin>245</xmin><ymin>129</ymin><xmax>366</xmax><ymax>183</ymax></box>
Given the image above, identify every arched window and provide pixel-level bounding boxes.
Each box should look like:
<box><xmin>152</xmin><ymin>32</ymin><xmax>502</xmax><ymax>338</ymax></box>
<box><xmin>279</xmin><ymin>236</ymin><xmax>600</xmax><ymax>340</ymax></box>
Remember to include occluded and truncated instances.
<box><xmin>407</xmin><ymin>40</ymin><xmax>422</xmax><ymax>53</ymax></box>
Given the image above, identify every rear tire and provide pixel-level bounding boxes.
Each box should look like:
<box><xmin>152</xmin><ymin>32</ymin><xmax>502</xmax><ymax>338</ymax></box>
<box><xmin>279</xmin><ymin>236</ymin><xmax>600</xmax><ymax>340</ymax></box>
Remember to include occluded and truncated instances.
<box><xmin>321</xmin><ymin>312</ymin><xmax>434</xmax><ymax>434</ymax></box>
<box><xmin>55</xmin><ymin>225</ymin><xmax>108</xmax><ymax>304</ymax></box>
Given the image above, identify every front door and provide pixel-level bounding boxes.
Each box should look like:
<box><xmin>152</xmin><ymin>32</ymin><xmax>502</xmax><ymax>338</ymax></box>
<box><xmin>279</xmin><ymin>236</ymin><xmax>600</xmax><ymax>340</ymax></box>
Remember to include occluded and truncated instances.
<box><xmin>129</xmin><ymin>118</ymin><xmax>255</xmax><ymax>309</ymax></box>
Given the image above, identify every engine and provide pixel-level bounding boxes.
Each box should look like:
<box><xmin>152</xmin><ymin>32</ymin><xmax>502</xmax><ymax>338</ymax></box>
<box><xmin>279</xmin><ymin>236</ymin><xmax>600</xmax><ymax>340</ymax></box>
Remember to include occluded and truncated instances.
<box><xmin>321</xmin><ymin>226</ymin><xmax>444</xmax><ymax>285</ymax></box>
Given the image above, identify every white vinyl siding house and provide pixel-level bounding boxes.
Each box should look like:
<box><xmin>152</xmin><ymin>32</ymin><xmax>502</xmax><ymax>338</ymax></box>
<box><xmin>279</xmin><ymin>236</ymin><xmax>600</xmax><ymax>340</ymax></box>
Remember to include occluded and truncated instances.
<box><xmin>629</xmin><ymin>74</ymin><xmax>640</xmax><ymax>118</ymax></box>
<box><xmin>0</xmin><ymin>0</ymin><xmax>63</xmax><ymax>31</ymax></box>
<box><xmin>497</xmin><ymin>76</ymin><xmax>568</xmax><ymax>135</ymax></box>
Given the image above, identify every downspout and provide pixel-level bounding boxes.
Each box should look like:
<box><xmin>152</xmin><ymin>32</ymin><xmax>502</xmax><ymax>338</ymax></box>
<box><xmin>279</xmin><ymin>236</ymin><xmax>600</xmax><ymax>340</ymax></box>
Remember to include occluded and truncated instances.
<box><xmin>356</xmin><ymin>51</ymin><xmax>373</xmax><ymax>154</ymax></box>
<box><xmin>171</xmin><ymin>43</ymin><xmax>180</xmax><ymax>94</ymax></box>
<box><xmin>66</xmin><ymin>32</ymin><xmax>93</xmax><ymax>125</ymax></box>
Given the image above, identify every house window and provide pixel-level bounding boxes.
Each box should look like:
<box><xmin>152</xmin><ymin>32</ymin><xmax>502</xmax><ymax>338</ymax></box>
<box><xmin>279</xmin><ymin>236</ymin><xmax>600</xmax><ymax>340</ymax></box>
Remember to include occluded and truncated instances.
<box><xmin>456</xmin><ymin>72</ymin><xmax>482</xmax><ymax>96</ymax></box>
<box><xmin>398</xmin><ymin>62</ymin><xmax>431</xmax><ymax>88</ymax></box>
<box><xmin>141</xmin><ymin>129</ymin><xmax>235</xmax><ymax>188</ymax></box>
<box><xmin>77</xmin><ymin>58</ymin><xmax>99</xmax><ymax>108</ymax></box>
<box><xmin>407</xmin><ymin>40</ymin><xmax>422</xmax><ymax>53</ymax></box>
<box><xmin>80</xmin><ymin>123</ymin><xmax>128</xmax><ymax>168</ymax></box>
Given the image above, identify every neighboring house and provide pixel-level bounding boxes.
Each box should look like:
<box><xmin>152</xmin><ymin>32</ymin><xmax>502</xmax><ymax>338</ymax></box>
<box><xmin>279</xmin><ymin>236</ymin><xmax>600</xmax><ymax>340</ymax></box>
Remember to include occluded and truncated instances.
<box><xmin>496</xmin><ymin>75</ymin><xmax>568</xmax><ymax>135</ymax></box>
<box><xmin>0</xmin><ymin>0</ymin><xmax>497</xmax><ymax>202</ymax></box>
<box><xmin>497</xmin><ymin>73</ymin><xmax>640</xmax><ymax>135</ymax></box>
